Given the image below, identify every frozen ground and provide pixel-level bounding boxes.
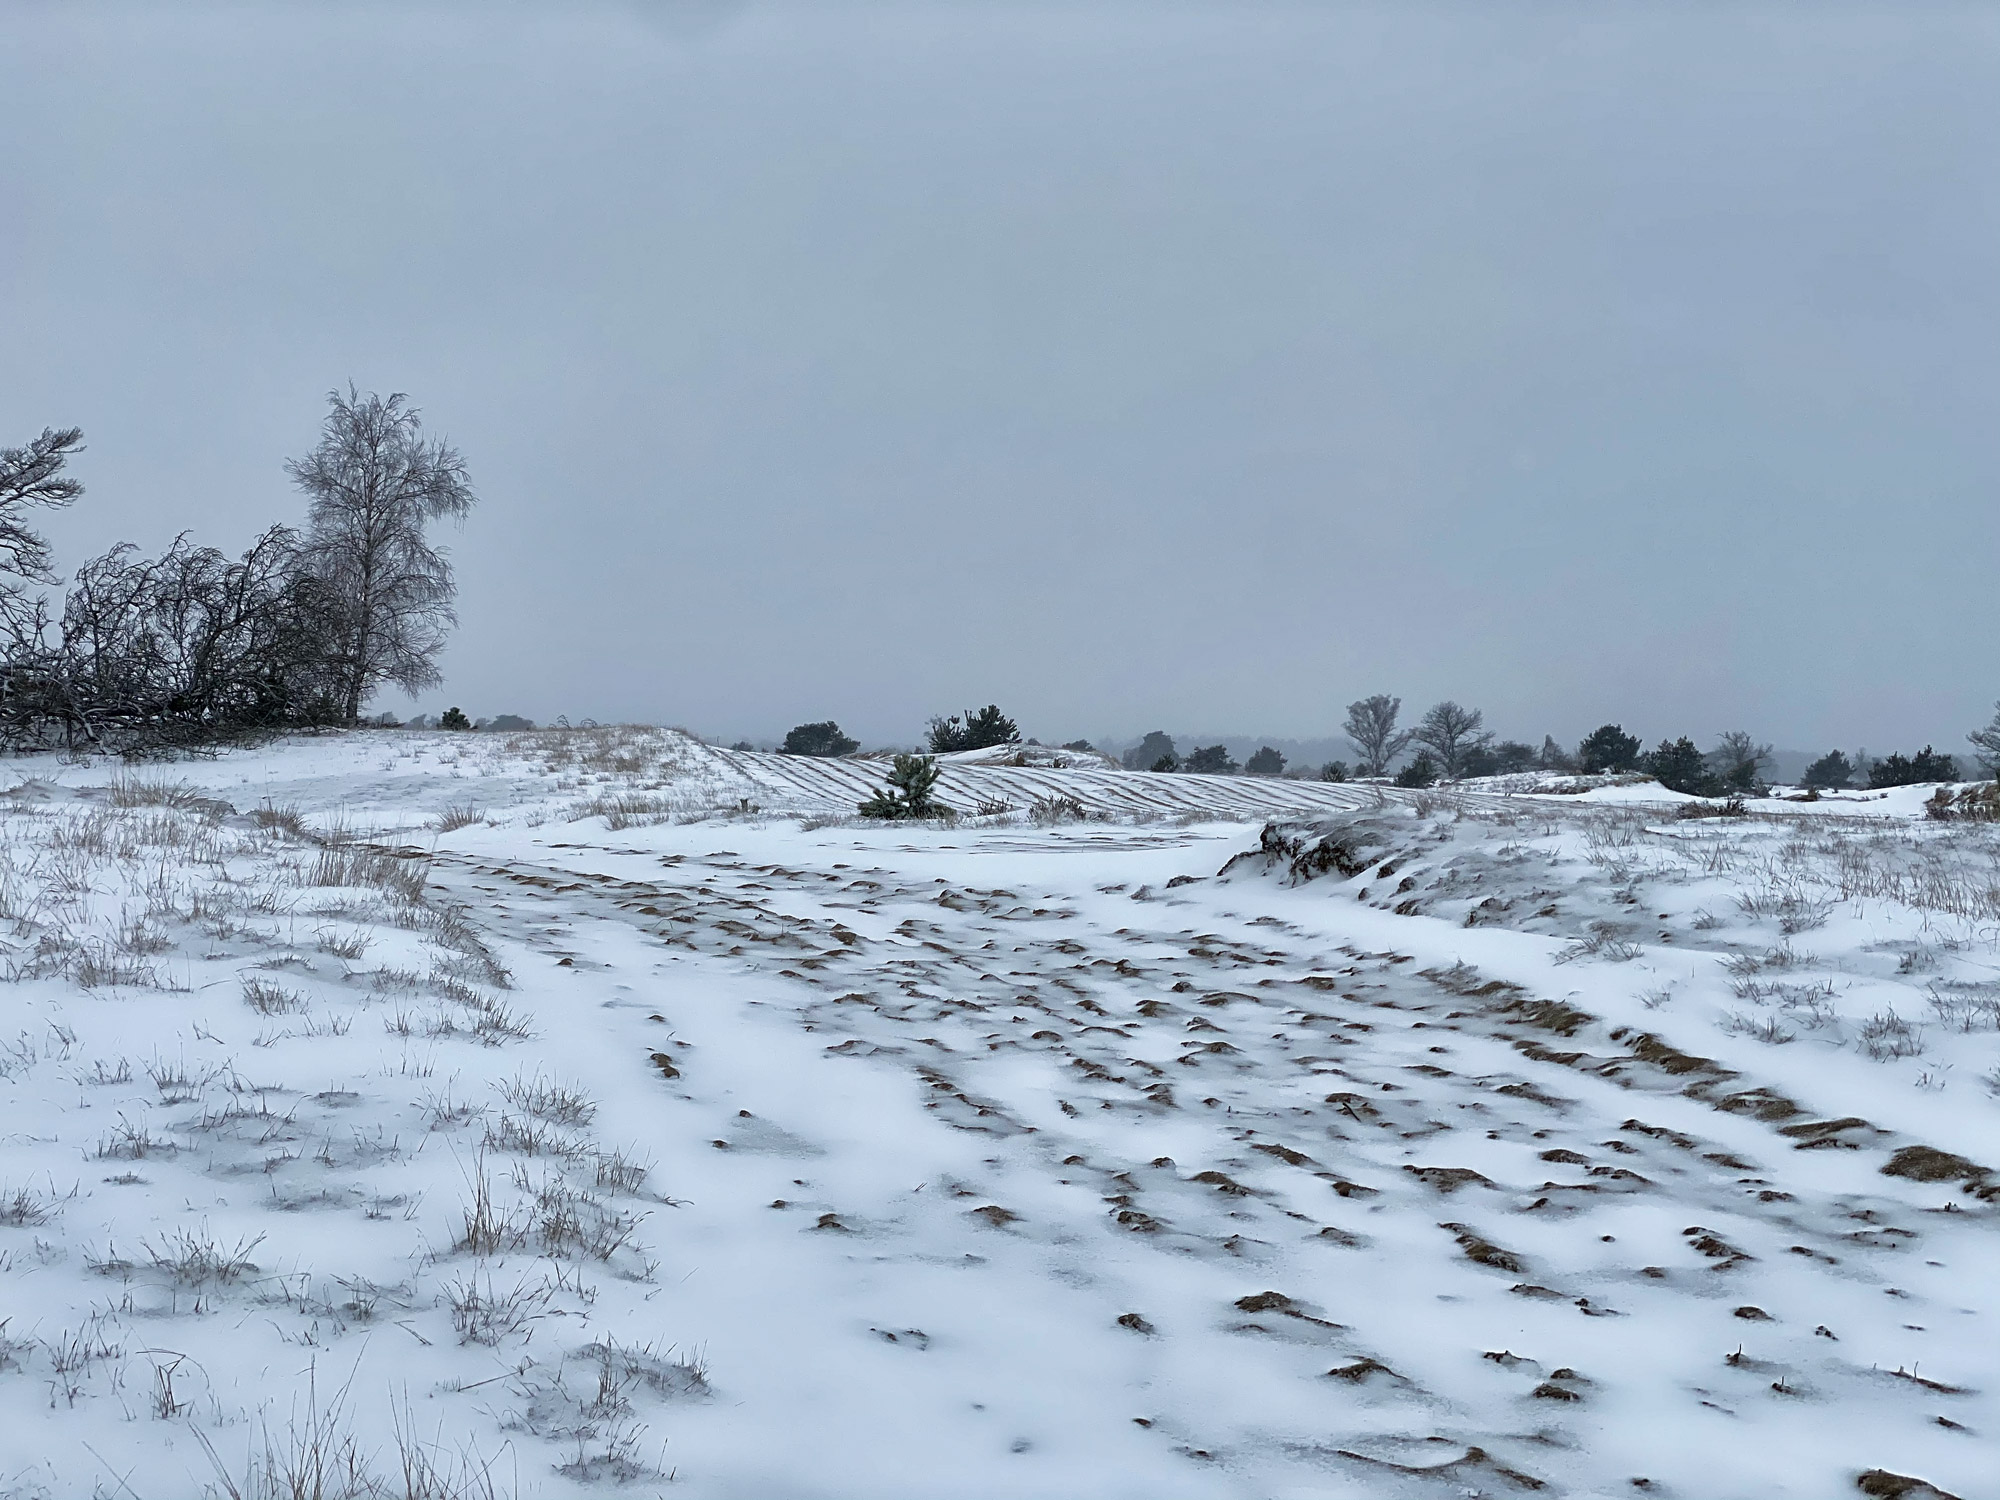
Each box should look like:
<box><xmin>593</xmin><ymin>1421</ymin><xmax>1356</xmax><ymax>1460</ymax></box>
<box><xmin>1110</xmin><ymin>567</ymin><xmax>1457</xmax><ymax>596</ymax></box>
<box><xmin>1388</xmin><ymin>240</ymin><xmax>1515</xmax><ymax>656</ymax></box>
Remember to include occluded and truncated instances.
<box><xmin>0</xmin><ymin>729</ymin><xmax>1994</xmax><ymax>1499</ymax></box>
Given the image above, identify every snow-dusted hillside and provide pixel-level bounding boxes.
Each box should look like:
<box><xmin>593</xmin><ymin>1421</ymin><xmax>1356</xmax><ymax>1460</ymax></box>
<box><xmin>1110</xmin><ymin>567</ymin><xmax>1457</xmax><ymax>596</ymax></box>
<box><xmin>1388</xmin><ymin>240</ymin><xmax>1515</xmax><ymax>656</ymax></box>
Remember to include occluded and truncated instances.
<box><xmin>0</xmin><ymin>729</ymin><xmax>1993</xmax><ymax>1498</ymax></box>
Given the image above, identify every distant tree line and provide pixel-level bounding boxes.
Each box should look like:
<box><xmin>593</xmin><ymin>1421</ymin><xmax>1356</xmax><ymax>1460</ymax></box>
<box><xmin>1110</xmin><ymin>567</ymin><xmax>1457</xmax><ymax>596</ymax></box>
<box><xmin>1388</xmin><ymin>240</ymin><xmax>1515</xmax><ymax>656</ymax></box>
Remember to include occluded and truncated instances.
<box><xmin>1328</xmin><ymin>694</ymin><xmax>1994</xmax><ymax>794</ymax></box>
<box><xmin>782</xmin><ymin>692</ymin><xmax>2000</xmax><ymax>798</ymax></box>
<box><xmin>0</xmin><ymin>390</ymin><xmax>474</xmax><ymax>752</ymax></box>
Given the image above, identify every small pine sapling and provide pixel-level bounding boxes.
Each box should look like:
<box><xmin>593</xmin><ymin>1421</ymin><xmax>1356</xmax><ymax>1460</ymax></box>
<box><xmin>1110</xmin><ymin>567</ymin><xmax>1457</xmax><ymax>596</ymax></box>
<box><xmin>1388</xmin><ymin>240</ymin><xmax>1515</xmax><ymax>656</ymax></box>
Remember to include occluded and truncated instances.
<box><xmin>859</xmin><ymin>754</ymin><xmax>950</xmax><ymax>820</ymax></box>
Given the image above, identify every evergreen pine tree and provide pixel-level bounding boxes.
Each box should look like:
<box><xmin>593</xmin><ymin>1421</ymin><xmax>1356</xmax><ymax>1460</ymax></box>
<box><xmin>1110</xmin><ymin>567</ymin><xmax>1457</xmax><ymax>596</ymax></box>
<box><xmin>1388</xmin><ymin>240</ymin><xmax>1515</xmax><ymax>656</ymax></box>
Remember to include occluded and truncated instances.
<box><xmin>927</xmin><ymin>704</ymin><xmax>1020</xmax><ymax>753</ymax></box>
<box><xmin>1868</xmin><ymin>748</ymin><xmax>1958</xmax><ymax>788</ymax></box>
<box><xmin>1459</xmin><ymin>744</ymin><xmax>1500</xmax><ymax>779</ymax></box>
<box><xmin>858</xmin><ymin>754</ymin><xmax>949</xmax><ymax>819</ymax></box>
<box><xmin>1578</xmin><ymin>724</ymin><xmax>1642</xmax><ymax>773</ymax></box>
<box><xmin>1244</xmin><ymin>746</ymin><xmax>1285</xmax><ymax>776</ymax></box>
<box><xmin>1393</xmin><ymin>752</ymin><xmax>1438</xmax><ymax>788</ymax></box>
<box><xmin>1910</xmin><ymin>746</ymin><xmax>1960</xmax><ymax>783</ymax></box>
<box><xmin>1184</xmin><ymin>745</ymin><xmax>1239</xmax><ymax>775</ymax></box>
<box><xmin>1646</xmin><ymin>737</ymin><xmax>1712</xmax><ymax>795</ymax></box>
<box><xmin>783</xmin><ymin>720</ymin><xmax>858</xmax><ymax>757</ymax></box>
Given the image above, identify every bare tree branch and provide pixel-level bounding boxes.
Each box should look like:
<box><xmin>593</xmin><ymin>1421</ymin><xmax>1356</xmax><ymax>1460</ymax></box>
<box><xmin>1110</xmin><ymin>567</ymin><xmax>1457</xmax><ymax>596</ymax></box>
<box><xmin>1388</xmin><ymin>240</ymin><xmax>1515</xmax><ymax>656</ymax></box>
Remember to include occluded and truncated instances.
<box><xmin>0</xmin><ymin>427</ymin><xmax>85</xmax><ymax>583</ymax></box>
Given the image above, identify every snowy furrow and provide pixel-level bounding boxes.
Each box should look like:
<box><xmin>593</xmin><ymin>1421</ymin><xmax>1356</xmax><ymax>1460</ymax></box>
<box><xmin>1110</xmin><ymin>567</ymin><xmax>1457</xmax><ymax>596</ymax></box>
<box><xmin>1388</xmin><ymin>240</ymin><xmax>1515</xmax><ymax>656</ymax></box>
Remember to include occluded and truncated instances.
<box><xmin>694</xmin><ymin>742</ymin><xmax>1389</xmax><ymax>821</ymax></box>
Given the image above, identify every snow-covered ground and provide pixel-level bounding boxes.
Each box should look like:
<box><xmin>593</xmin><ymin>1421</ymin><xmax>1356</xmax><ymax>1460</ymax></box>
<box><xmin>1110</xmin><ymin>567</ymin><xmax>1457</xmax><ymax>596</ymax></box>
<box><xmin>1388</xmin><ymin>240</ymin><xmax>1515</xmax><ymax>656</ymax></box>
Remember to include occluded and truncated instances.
<box><xmin>0</xmin><ymin>729</ymin><xmax>1994</xmax><ymax>1499</ymax></box>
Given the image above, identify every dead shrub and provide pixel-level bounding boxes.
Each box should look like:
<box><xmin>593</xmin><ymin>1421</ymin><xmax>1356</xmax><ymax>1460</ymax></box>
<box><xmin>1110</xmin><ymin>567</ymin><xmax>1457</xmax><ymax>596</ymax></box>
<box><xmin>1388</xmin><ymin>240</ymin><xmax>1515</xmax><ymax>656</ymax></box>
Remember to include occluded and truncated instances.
<box><xmin>1674</xmin><ymin>797</ymin><xmax>1748</xmax><ymax>820</ymax></box>
<box><xmin>1028</xmin><ymin>794</ymin><xmax>1090</xmax><ymax>825</ymax></box>
<box><xmin>1927</xmin><ymin>783</ymin><xmax>2000</xmax><ymax>822</ymax></box>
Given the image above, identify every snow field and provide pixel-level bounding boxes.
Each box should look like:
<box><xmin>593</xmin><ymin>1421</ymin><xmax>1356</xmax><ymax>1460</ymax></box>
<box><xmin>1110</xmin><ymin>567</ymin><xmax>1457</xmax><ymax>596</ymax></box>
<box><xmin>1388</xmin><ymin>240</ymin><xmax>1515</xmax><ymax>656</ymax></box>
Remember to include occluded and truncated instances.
<box><xmin>0</xmin><ymin>730</ymin><xmax>1993</xmax><ymax>1498</ymax></box>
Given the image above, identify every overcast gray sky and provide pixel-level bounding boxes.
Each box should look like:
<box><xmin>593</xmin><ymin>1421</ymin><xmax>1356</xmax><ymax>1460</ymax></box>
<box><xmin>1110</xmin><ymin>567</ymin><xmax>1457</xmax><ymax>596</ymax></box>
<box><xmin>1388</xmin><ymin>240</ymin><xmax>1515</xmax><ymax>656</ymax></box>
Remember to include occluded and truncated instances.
<box><xmin>4</xmin><ymin>1</ymin><xmax>1995</xmax><ymax>752</ymax></box>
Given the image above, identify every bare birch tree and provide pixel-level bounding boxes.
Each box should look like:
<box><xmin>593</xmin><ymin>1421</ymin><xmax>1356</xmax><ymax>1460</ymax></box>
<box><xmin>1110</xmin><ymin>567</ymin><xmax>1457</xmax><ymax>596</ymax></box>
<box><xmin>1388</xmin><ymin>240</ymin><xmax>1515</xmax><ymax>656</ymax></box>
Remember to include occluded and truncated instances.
<box><xmin>1344</xmin><ymin>694</ymin><xmax>1411</xmax><ymax>777</ymax></box>
<box><xmin>287</xmin><ymin>389</ymin><xmax>476</xmax><ymax>723</ymax></box>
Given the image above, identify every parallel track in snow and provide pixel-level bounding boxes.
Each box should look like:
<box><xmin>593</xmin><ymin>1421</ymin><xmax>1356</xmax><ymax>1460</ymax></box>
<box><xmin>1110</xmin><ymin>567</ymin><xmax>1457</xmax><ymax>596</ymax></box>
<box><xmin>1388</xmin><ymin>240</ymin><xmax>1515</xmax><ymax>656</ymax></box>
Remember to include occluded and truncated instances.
<box><xmin>697</xmin><ymin>746</ymin><xmax>1433</xmax><ymax>821</ymax></box>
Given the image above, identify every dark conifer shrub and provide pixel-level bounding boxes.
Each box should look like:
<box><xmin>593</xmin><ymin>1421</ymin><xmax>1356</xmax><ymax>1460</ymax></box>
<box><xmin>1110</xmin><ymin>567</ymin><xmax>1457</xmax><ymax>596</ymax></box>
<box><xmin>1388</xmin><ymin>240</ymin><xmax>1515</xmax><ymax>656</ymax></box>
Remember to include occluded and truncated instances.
<box><xmin>1459</xmin><ymin>745</ymin><xmax>1500</xmax><ymax>779</ymax></box>
<box><xmin>783</xmin><ymin>720</ymin><xmax>859</xmax><ymax>757</ymax></box>
<box><xmin>1646</xmin><ymin>737</ymin><xmax>1714</xmax><ymax>796</ymax></box>
<box><xmin>1123</xmin><ymin>731</ymin><xmax>1176</xmax><ymax>770</ymax></box>
<box><xmin>1578</xmin><ymin>724</ymin><xmax>1642</xmax><ymax>773</ymax></box>
<box><xmin>927</xmin><ymin>704</ymin><xmax>1019</xmax><ymax>753</ymax></box>
<box><xmin>1394</xmin><ymin>752</ymin><xmax>1438</xmax><ymax>788</ymax></box>
<box><xmin>1184</xmin><ymin>745</ymin><xmax>1239</xmax><ymax>775</ymax></box>
<box><xmin>1869</xmin><ymin>747</ymin><xmax>1960</xmax><ymax>788</ymax></box>
<box><xmin>1244</xmin><ymin>746</ymin><xmax>1285</xmax><ymax>776</ymax></box>
<box><xmin>1800</xmin><ymin>750</ymin><xmax>1853</xmax><ymax>790</ymax></box>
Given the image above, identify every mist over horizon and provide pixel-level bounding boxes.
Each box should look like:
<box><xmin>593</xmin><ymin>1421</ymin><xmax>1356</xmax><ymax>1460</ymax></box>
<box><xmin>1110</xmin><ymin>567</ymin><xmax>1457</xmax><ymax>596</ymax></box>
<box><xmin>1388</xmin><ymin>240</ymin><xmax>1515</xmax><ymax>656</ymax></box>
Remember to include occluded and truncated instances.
<box><xmin>5</xmin><ymin>1</ymin><xmax>1995</xmax><ymax>755</ymax></box>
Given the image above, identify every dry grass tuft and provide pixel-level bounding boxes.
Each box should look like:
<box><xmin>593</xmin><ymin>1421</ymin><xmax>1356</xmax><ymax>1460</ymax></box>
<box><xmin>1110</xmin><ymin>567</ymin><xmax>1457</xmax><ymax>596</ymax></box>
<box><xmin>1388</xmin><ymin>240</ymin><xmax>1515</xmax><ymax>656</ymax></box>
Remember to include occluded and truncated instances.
<box><xmin>434</xmin><ymin>804</ymin><xmax>488</xmax><ymax>833</ymax></box>
<box><xmin>444</xmin><ymin>1267</ymin><xmax>551</xmax><ymax>1345</ymax></box>
<box><xmin>243</xmin><ymin>977</ymin><xmax>305</xmax><ymax>1016</ymax></box>
<box><xmin>108</xmin><ymin>777</ymin><xmax>218</xmax><ymax>814</ymax></box>
<box><xmin>309</xmin><ymin>845</ymin><xmax>429</xmax><ymax>902</ymax></box>
<box><xmin>253</xmin><ymin>802</ymin><xmax>308</xmax><ymax>838</ymax></box>
<box><xmin>500</xmin><ymin>1073</ymin><xmax>596</xmax><ymax>1128</ymax></box>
